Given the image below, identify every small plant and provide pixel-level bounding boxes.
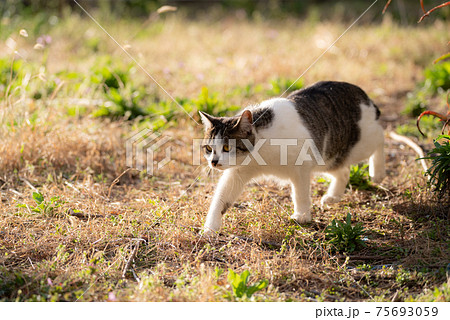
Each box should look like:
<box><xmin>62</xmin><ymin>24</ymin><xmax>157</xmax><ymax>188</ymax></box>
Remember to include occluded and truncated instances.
<box><xmin>404</xmin><ymin>89</ymin><xmax>428</xmax><ymax>117</ymax></box>
<box><xmin>226</xmin><ymin>269</ymin><xmax>268</xmax><ymax>300</ymax></box>
<box><xmin>403</xmin><ymin>65</ymin><xmax>450</xmax><ymax>119</ymax></box>
<box><xmin>416</xmin><ymin>94</ymin><xmax>450</xmax><ymax>199</ymax></box>
<box><xmin>17</xmin><ymin>192</ymin><xmax>64</xmax><ymax>217</ymax></box>
<box><xmin>194</xmin><ymin>87</ymin><xmax>222</xmax><ymax>115</ymax></box>
<box><xmin>348</xmin><ymin>163</ymin><xmax>372</xmax><ymax>190</ymax></box>
<box><xmin>423</xmin><ymin>62</ymin><xmax>450</xmax><ymax>94</ymax></box>
<box><xmin>406</xmin><ymin>283</ymin><xmax>450</xmax><ymax>302</ymax></box>
<box><xmin>90</xmin><ymin>56</ymin><xmax>129</xmax><ymax>91</ymax></box>
<box><xmin>403</xmin><ymin>64</ymin><xmax>449</xmax><ymax>119</ymax></box>
<box><xmin>0</xmin><ymin>57</ymin><xmax>23</xmax><ymax>89</ymax></box>
<box><xmin>325</xmin><ymin>213</ymin><xmax>366</xmax><ymax>253</ymax></box>
<box><xmin>316</xmin><ymin>176</ymin><xmax>331</xmax><ymax>186</ymax></box>
<box><xmin>417</xmin><ymin>94</ymin><xmax>449</xmax><ymax>137</ymax></box>
<box><xmin>395</xmin><ymin>268</ymin><xmax>412</xmax><ymax>286</ymax></box>
<box><xmin>94</xmin><ymin>85</ymin><xmax>148</xmax><ymax>120</ymax></box>
<box><xmin>192</xmin><ymin>87</ymin><xmax>239</xmax><ymax>116</ymax></box>
<box><xmin>89</xmin><ymin>56</ymin><xmax>163</xmax><ymax>121</ymax></box>
<box><xmin>267</xmin><ymin>77</ymin><xmax>303</xmax><ymax>96</ymax></box>
<box><xmin>419</xmin><ymin>134</ymin><xmax>450</xmax><ymax>199</ymax></box>
<box><xmin>232</xmin><ymin>83</ymin><xmax>264</xmax><ymax>98</ymax></box>
<box><xmin>397</xmin><ymin>117</ymin><xmax>442</xmax><ymax>139</ymax></box>
<box><xmin>356</xmin><ymin>264</ymin><xmax>372</xmax><ymax>271</ymax></box>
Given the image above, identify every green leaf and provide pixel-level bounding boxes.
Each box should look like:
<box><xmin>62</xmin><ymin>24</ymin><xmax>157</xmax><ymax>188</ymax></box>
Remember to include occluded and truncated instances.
<box><xmin>32</xmin><ymin>192</ymin><xmax>44</xmax><ymax>205</ymax></box>
<box><xmin>246</xmin><ymin>280</ymin><xmax>268</xmax><ymax>297</ymax></box>
<box><xmin>227</xmin><ymin>269</ymin><xmax>268</xmax><ymax>299</ymax></box>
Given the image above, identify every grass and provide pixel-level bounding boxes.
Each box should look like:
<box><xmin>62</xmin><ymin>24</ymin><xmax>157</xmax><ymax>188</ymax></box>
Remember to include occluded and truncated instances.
<box><xmin>0</xmin><ymin>9</ymin><xmax>449</xmax><ymax>302</ymax></box>
<box><xmin>421</xmin><ymin>135</ymin><xmax>450</xmax><ymax>198</ymax></box>
<box><xmin>16</xmin><ymin>192</ymin><xmax>64</xmax><ymax>217</ymax></box>
<box><xmin>403</xmin><ymin>62</ymin><xmax>450</xmax><ymax>117</ymax></box>
<box><xmin>396</xmin><ymin>116</ymin><xmax>442</xmax><ymax>139</ymax></box>
<box><xmin>225</xmin><ymin>269</ymin><xmax>268</xmax><ymax>301</ymax></box>
<box><xmin>325</xmin><ymin>213</ymin><xmax>366</xmax><ymax>253</ymax></box>
<box><xmin>348</xmin><ymin>164</ymin><xmax>373</xmax><ymax>190</ymax></box>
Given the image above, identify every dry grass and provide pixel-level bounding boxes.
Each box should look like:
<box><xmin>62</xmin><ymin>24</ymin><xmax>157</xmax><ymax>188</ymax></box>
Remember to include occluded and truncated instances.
<box><xmin>0</xmin><ymin>12</ymin><xmax>449</xmax><ymax>301</ymax></box>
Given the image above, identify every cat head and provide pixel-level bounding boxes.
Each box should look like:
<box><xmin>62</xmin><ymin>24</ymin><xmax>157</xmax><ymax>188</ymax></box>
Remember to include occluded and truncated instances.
<box><xmin>199</xmin><ymin>110</ymin><xmax>255</xmax><ymax>170</ymax></box>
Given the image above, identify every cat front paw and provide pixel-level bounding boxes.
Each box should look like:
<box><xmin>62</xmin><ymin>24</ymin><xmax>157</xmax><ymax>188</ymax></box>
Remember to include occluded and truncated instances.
<box><xmin>202</xmin><ymin>227</ymin><xmax>219</xmax><ymax>237</ymax></box>
<box><xmin>290</xmin><ymin>212</ymin><xmax>311</xmax><ymax>224</ymax></box>
<box><xmin>320</xmin><ymin>194</ymin><xmax>342</xmax><ymax>206</ymax></box>
<box><xmin>203</xmin><ymin>220</ymin><xmax>222</xmax><ymax>236</ymax></box>
<box><xmin>370</xmin><ymin>173</ymin><xmax>386</xmax><ymax>184</ymax></box>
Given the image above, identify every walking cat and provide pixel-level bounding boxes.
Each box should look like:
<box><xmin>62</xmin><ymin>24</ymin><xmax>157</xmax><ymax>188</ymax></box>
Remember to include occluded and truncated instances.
<box><xmin>199</xmin><ymin>81</ymin><xmax>385</xmax><ymax>233</ymax></box>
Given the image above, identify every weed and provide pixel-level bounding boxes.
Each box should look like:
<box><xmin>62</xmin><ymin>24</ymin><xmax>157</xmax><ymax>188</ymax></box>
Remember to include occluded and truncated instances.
<box><xmin>406</xmin><ymin>283</ymin><xmax>450</xmax><ymax>302</ymax></box>
<box><xmin>416</xmin><ymin>93</ymin><xmax>449</xmax><ymax>137</ymax></box>
<box><xmin>402</xmin><ymin>62</ymin><xmax>450</xmax><ymax>118</ymax></box>
<box><xmin>0</xmin><ymin>57</ymin><xmax>23</xmax><ymax>89</ymax></box>
<box><xmin>215</xmin><ymin>267</ymin><xmax>224</xmax><ymax>279</ymax></box>
<box><xmin>279</xmin><ymin>224</ymin><xmax>301</xmax><ymax>254</ymax></box>
<box><xmin>95</xmin><ymin>86</ymin><xmax>148</xmax><ymax>120</ymax></box>
<box><xmin>403</xmin><ymin>89</ymin><xmax>428</xmax><ymax>117</ymax></box>
<box><xmin>90</xmin><ymin>56</ymin><xmax>129</xmax><ymax>91</ymax></box>
<box><xmin>232</xmin><ymin>83</ymin><xmax>264</xmax><ymax>98</ymax></box>
<box><xmin>395</xmin><ymin>268</ymin><xmax>412</xmax><ymax>286</ymax></box>
<box><xmin>356</xmin><ymin>264</ymin><xmax>372</xmax><ymax>271</ymax></box>
<box><xmin>16</xmin><ymin>192</ymin><xmax>64</xmax><ymax>217</ymax></box>
<box><xmin>225</xmin><ymin>269</ymin><xmax>268</xmax><ymax>300</ymax></box>
<box><xmin>419</xmin><ymin>134</ymin><xmax>450</xmax><ymax>199</ymax></box>
<box><xmin>0</xmin><ymin>269</ymin><xmax>27</xmax><ymax>300</ymax></box>
<box><xmin>397</xmin><ymin>117</ymin><xmax>442</xmax><ymax>139</ymax></box>
<box><xmin>325</xmin><ymin>213</ymin><xmax>366</xmax><ymax>253</ymax></box>
<box><xmin>316</xmin><ymin>176</ymin><xmax>331</xmax><ymax>186</ymax></box>
<box><xmin>348</xmin><ymin>164</ymin><xmax>372</xmax><ymax>190</ymax></box>
<box><xmin>192</xmin><ymin>87</ymin><xmax>239</xmax><ymax>116</ymax></box>
<box><xmin>267</xmin><ymin>77</ymin><xmax>304</xmax><ymax>96</ymax></box>
<box><xmin>423</xmin><ymin>62</ymin><xmax>450</xmax><ymax>94</ymax></box>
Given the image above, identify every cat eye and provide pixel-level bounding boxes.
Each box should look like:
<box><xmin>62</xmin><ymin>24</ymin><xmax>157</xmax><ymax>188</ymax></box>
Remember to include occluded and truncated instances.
<box><xmin>204</xmin><ymin>145</ymin><xmax>213</xmax><ymax>153</ymax></box>
<box><xmin>223</xmin><ymin>145</ymin><xmax>230</xmax><ymax>152</ymax></box>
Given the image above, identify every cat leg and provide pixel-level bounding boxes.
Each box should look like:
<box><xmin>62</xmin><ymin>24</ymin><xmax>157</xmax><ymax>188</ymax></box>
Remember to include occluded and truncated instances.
<box><xmin>321</xmin><ymin>167</ymin><xmax>350</xmax><ymax>206</ymax></box>
<box><xmin>369</xmin><ymin>140</ymin><xmax>386</xmax><ymax>183</ymax></box>
<box><xmin>203</xmin><ymin>168</ymin><xmax>253</xmax><ymax>234</ymax></box>
<box><xmin>290</xmin><ymin>171</ymin><xmax>312</xmax><ymax>223</ymax></box>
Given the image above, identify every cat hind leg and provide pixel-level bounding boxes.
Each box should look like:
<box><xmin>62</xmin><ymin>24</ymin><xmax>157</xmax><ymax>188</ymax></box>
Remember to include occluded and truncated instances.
<box><xmin>321</xmin><ymin>167</ymin><xmax>350</xmax><ymax>206</ymax></box>
<box><xmin>369</xmin><ymin>140</ymin><xmax>386</xmax><ymax>183</ymax></box>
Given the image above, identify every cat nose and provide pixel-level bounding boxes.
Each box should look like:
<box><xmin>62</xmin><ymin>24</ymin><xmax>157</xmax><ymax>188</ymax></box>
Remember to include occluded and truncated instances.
<box><xmin>211</xmin><ymin>159</ymin><xmax>219</xmax><ymax>167</ymax></box>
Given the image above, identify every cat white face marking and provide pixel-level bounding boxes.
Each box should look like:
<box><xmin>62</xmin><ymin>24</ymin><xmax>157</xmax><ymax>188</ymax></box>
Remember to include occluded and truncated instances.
<box><xmin>203</xmin><ymin>135</ymin><xmax>243</xmax><ymax>169</ymax></box>
<box><xmin>203</xmin><ymin>134</ymin><xmax>226</xmax><ymax>169</ymax></box>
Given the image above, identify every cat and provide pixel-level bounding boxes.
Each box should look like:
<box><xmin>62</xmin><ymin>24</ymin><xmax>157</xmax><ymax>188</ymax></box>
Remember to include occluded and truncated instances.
<box><xmin>199</xmin><ymin>81</ymin><xmax>385</xmax><ymax>234</ymax></box>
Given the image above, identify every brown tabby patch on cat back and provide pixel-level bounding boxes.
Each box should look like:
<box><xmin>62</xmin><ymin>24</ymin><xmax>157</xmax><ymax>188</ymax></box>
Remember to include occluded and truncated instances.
<box><xmin>249</xmin><ymin>108</ymin><xmax>275</xmax><ymax>131</ymax></box>
<box><xmin>287</xmin><ymin>81</ymin><xmax>377</xmax><ymax>169</ymax></box>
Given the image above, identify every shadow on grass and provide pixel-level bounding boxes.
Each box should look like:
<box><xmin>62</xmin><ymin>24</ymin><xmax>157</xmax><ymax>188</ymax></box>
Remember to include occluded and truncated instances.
<box><xmin>392</xmin><ymin>200</ymin><xmax>449</xmax><ymax>222</ymax></box>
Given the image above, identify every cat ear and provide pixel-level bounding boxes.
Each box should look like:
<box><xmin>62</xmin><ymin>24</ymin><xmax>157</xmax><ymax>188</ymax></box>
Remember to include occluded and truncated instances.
<box><xmin>236</xmin><ymin>110</ymin><xmax>253</xmax><ymax>132</ymax></box>
<box><xmin>199</xmin><ymin>111</ymin><xmax>214</xmax><ymax>130</ymax></box>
